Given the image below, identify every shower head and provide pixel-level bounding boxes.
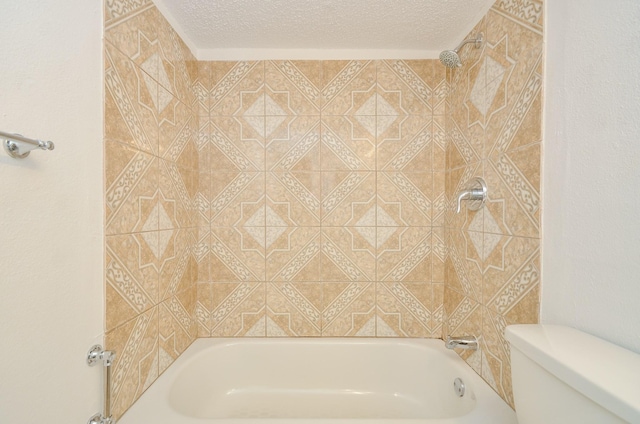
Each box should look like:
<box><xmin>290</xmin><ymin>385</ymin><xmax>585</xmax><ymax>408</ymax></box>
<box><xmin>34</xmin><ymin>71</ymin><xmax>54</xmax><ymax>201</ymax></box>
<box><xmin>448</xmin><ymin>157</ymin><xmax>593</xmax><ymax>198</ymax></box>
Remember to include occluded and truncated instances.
<box><xmin>439</xmin><ymin>50</ymin><xmax>463</xmax><ymax>68</ymax></box>
<box><xmin>439</xmin><ymin>33</ymin><xmax>484</xmax><ymax>68</ymax></box>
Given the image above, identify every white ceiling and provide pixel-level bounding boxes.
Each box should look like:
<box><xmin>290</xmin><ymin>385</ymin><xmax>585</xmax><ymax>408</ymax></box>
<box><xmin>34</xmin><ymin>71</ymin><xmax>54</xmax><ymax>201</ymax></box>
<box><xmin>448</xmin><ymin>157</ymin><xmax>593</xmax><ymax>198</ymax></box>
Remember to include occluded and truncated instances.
<box><xmin>152</xmin><ymin>0</ymin><xmax>495</xmax><ymax>60</ymax></box>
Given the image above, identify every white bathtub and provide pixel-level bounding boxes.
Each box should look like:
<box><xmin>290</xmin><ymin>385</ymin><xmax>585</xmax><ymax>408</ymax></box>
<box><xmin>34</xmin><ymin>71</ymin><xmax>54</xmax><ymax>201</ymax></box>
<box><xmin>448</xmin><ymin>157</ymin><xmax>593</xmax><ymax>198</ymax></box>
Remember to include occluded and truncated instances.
<box><xmin>119</xmin><ymin>338</ymin><xmax>516</xmax><ymax>424</ymax></box>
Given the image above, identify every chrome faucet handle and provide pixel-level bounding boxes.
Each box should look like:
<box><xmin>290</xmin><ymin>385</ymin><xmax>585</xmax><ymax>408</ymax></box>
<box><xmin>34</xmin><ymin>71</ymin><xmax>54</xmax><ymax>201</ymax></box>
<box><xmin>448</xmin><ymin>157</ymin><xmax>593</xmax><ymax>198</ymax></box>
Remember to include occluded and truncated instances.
<box><xmin>455</xmin><ymin>177</ymin><xmax>487</xmax><ymax>213</ymax></box>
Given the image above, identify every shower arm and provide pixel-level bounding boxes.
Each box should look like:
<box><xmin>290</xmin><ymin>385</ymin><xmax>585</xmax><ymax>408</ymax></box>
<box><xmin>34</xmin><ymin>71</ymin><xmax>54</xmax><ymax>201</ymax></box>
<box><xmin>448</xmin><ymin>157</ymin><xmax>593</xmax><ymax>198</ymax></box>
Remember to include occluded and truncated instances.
<box><xmin>452</xmin><ymin>35</ymin><xmax>483</xmax><ymax>53</ymax></box>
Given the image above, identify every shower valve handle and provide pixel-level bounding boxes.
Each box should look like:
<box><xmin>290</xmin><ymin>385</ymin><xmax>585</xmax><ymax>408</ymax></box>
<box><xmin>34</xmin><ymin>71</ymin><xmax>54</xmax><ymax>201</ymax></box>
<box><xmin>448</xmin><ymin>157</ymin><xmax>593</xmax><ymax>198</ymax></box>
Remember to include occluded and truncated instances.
<box><xmin>455</xmin><ymin>177</ymin><xmax>487</xmax><ymax>213</ymax></box>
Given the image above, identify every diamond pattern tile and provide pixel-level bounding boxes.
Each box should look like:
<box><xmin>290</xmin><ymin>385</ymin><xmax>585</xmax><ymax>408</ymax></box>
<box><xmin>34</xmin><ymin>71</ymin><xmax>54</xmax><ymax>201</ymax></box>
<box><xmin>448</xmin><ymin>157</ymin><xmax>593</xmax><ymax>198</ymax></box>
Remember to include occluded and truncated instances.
<box><xmin>103</xmin><ymin>0</ymin><xmax>543</xmax><ymax>415</ymax></box>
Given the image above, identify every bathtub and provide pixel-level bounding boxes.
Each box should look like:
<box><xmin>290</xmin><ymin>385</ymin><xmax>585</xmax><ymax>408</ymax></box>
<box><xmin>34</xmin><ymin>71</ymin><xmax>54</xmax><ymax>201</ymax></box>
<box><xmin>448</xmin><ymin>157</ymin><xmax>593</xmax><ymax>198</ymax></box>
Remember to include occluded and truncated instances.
<box><xmin>118</xmin><ymin>338</ymin><xmax>516</xmax><ymax>424</ymax></box>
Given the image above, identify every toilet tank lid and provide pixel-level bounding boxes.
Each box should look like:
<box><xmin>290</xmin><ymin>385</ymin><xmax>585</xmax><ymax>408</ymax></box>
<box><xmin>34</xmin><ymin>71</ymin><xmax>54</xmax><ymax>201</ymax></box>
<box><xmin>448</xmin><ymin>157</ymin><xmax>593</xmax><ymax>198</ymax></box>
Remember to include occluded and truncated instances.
<box><xmin>506</xmin><ymin>324</ymin><xmax>640</xmax><ymax>423</ymax></box>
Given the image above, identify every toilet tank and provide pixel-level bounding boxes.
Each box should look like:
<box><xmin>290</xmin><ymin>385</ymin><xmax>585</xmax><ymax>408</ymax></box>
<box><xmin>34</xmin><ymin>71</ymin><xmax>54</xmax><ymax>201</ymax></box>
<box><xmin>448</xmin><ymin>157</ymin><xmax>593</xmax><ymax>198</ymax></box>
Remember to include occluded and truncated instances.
<box><xmin>505</xmin><ymin>325</ymin><xmax>640</xmax><ymax>424</ymax></box>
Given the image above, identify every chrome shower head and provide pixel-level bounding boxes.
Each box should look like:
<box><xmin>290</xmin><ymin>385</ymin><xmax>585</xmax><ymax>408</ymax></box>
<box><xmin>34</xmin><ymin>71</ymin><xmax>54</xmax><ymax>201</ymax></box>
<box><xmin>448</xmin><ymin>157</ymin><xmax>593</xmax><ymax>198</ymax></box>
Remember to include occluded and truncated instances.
<box><xmin>439</xmin><ymin>50</ymin><xmax>462</xmax><ymax>68</ymax></box>
<box><xmin>439</xmin><ymin>33</ymin><xmax>484</xmax><ymax>68</ymax></box>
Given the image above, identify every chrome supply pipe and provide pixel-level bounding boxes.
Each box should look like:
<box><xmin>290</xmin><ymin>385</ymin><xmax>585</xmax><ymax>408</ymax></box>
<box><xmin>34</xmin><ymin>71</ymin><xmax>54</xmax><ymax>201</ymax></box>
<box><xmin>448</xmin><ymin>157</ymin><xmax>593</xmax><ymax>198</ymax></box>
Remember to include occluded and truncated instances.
<box><xmin>87</xmin><ymin>345</ymin><xmax>116</xmax><ymax>424</ymax></box>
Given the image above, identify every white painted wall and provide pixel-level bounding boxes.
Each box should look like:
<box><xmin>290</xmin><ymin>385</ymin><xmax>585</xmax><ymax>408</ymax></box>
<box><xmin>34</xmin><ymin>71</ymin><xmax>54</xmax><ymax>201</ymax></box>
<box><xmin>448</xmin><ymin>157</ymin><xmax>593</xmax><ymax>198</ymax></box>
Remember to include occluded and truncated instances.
<box><xmin>542</xmin><ymin>0</ymin><xmax>640</xmax><ymax>353</ymax></box>
<box><xmin>0</xmin><ymin>1</ymin><xmax>104</xmax><ymax>422</ymax></box>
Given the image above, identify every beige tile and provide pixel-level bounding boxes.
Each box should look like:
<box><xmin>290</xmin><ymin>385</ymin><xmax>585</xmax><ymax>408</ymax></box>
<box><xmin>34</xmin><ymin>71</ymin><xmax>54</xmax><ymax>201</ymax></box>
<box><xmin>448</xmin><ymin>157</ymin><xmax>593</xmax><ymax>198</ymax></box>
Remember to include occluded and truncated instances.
<box><xmin>484</xmin><ymin>11</ymin><xmax>543</xmax><ymax>157</ymax></box>
<box><xmin>433</xmin><ymin>115</ymin><xmax>446</xmax><ymax>170</ymax></box>
<box><xmin>210</xmin><ymin>116</ymin><xmax>264</xmax><ymax>172</ymax></box>
<box><xmin>377</xmin><ymin>60</ymin><xmax>432</xmax><ymax>116</ymax></box>
<box><xmin>158</xmin><ymin>289</ymin><xmax>196</xmax><ymax>374</ymax></box>
<box><xmin>378</xmin><ymin>115</ymin><xmax>432</xmax><ymax>172</ymax></box>
<box><xmin>106</xmin><ymin>233</ymin><xmax>159</xmax><ymax>331</ymax></box>
<box><xmin>210</xmin><ymin>226</ymin><xmax>265</xmax><ymax>282</ymax></box>
<box><xmin>321</xmin><ymin>171</ymin><xmax>375</xmax><ymax>226</ymax></box>
<box><xmin>266</xmin><ymin>282</ymin><xmax>323</xmax><ymax>336</ymax></box>
<box><xmin>484</xmin><ymin>146</ymin><xmax>540</xmax><ymax>238</ymax></box>
<box><xmin>446</xmin><ymin>229</ymin><xmax>483</xmax><ymax>302</ymax></box>
<box><xmin>444</xmin><ymin>231</ymin><xmax>464</xmax><ymax>294</ymax></box>
<box><xmin>159</xmin><ymin>159</ymin><xmax>192</xmax><ymax>230</ymax></box>
<box><xmin>158</xmin><ymin>229</ymin><xmax>192</xmax><ymax>302</ymax></box>
<box><xmin>431</xmin><ymin>63</ymin><xmax>448</xmax><ymax>116</ymax></box>
<box><xmin>184</xmin><ymin>45</ymin><xmax>198</xmax><ymax>81</ymax></box>
<box><xmin>105</xmin><ymin>141</ymin><xmax>158</xmax><ymax>235</ymax></box>
<box><xmin>446</xmin><ymin>115</ymin><xmax>483</xmax><ymax>170</ymax></box>
<box><xmin>195</xmin><ymin>171</ymin><xmax>211</xmax><ymax>227</ymax></box>
<box><xmin>377</xmin><ymin>226</ymin><xmax>431</xmax><ymax>282</ymax></box>
<box><xmin>483</xmin><ymin>236</ymin><xmax>540</xmax><ymax>315</ymax></box>
<box><xmin>494</xmin><ymin>142</ymin><xmax>540</xmax><ymax>203</ymax></box>
<box><xmin>210</xmin><ymin>172</ymin><xmax>265</xmax><ymax>227</ymax></box>
<box><xmin>482</xmin><ymin>307</ymin><xmax>518</xmax><ymax>408</ymax></box>
<box><xmin>377</xmin><ymin>282</ymin><xmax>435</xmax><ymax>337</ymax></box>
<box><xmin>267</xmin><ymin>116</ymin><xmax>321</xmax><ymax>172</ymax></box>
<box><xmin>503</xmin><ymin>281</ymin><xmax>540</xmax><ymax>326</ymax></box>
<box><xmin>210</xmin><ymin>283</ymin><xmax>266</xmax><ymax>337</ymax></box>
<box><xmin>433</xmin><ymin>172</ymin><xmax>446</xmax><ymax>227</ymax></box>
<box><xmin>432</xmin><ymin>283</ymin><xmax>444</xmax><ymax>337</ymax></box>
<box><xmin>210</xmin><ymin>61</ymin><xmax>264</xmax><ymax>116</ymax></box>
<box><xmin>265</xmin><ymin>115</ymin><xmax>297</xmax><ymax>142</ymax></box>
<box><xmin>210</xmin><ymin>61</ymin><xmax>239</xmax><ymax>86</ymax></box>
<box><xmin>195</xmin><ymin>283</ymin><xmax>213</xmax><ymax>336</ymax></box>
<box><xmin>378</xmin><ymin>172</ymin><xmax>432</xmax><ymax>226</ymax></box>
<box><xmin>192</xmin><ymin>227</ymin><xmax>211</xmax><ymax>283</ymax></box>
<box><xmin>444</xmin><ymin>170</ymin><xmax>454</xmax><ymax>228</ymax></box>
<box><xmin>489</xmin><ymin>86</ymin><xmax>542</xmax><ymax>157</ymax></box>
<box><xmin>104</xmin><ymin>3</ymin><xmax>159</xmax><ymax>64</ymax></box>
<box><xmin>194</xmin><ymin>62</ymin><xmax>211</xmax><ymax>116</ymax></box>
<box><xmin>491</xmin><ymin>0</ymin><xmax>543</xmax><ymax>31</ymax></box>
<box><xmin>158</xmin><ymin>93</ymin><xmax>195</xmax><ymax>162</ymax></box>
<box><xmin>197</xmin><ymin>116</ymin><xmax>212</xmax><ymax>171</ymax></box>
<box><xmin>106</xmin><ymin>306</ymin><xmax>158</xmax><ymax>421</ymax></box>
<box><xmin>321</xmin><ymin>116</ymin><xmax>375</xmax><ymax>171</ymax></box>
<box><xmin>104</xmin><ymin>42</ymin><xmax>159</xmax><ymax>155</ymax></box>
<box><xmin>156</xmin><ymin>16</ymin><xmax>195</xmax><ymax>106</ymax></box>
<box><xmin>180</xmin><ymin>121</ymin><xmax>201</xmax><ymax>173</ymax></box>
<box><xmin>322</xmin><ymin>282</ymin><xmax>376</xmax><ymax>336</ymax></box>
<box><xmin>267</xmin><ymin>173</ymin><xmax>322</xmax><ymax>226</ymax></box>
<box><xmin>432</xmin><ymin>227</ymin><xmax>446</xmax><ymax>283</ymax></box>
<box><xmin>321</xmin><ymin>60</ymin><xmax>376</xmax><ymax>115</ymax></box>
<box><xmin>320</xmin><ymin>227</ymin><xmax>376</xmax><ymax>282</ymax></box>
<box><xmin>267</xmin><ymin>227</ymin><xmax>321</xmax><ymax>281</ymax></box>
<box><xmin>265</xmin><ymin>61</ymin><xmax>321</xmax><ymax>115</ymax></box>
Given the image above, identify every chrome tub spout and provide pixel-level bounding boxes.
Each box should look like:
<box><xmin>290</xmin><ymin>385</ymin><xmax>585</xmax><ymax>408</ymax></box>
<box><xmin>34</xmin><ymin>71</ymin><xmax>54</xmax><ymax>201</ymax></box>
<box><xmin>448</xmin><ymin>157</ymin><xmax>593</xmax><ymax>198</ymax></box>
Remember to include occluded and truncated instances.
<box><xmin>446</xmin><ymin>335</ymin><xmax>478</xmax><ymax>350</ymax></box>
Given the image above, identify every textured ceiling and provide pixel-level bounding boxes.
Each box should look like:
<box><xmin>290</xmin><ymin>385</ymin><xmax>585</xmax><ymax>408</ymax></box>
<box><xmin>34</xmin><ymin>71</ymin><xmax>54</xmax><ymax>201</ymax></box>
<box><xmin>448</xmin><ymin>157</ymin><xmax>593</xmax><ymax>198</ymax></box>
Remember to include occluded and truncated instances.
<box><xmin>152</xmin><ymin>0</ymin><xmax>495</xmax><ymax>60</ymax></box>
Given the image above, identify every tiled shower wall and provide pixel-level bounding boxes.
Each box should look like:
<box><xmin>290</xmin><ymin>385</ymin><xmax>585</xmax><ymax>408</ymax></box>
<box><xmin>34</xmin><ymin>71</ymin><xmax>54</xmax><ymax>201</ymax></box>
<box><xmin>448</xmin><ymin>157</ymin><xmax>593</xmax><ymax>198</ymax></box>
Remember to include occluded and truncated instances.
<box><xmin>103</xmin><ymin>1</ymin><xmax>201</xmax><ymax>418</ymax></box>
<box><xmin>443</xmin><ymin>0</ymin><xmax>543</xmax><ymax>406</ymax></box>
<box><xmin>194</xmin><ymin>60</ymin><xmax>447</xmax><ymax>338</ymax></box>
<box><xmin>103</xmin><ymin>0</ymin><xmax>544</xmax><ymax>417</ymax></box>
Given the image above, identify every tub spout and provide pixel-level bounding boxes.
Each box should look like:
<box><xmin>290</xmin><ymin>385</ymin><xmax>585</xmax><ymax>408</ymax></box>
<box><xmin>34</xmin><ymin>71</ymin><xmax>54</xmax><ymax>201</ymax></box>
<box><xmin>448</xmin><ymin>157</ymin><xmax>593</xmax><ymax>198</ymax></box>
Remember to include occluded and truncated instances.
<box><xmin>446</xmin><ymin>335</ymin><xmax>478</xmax><ymax>350</ymax></box>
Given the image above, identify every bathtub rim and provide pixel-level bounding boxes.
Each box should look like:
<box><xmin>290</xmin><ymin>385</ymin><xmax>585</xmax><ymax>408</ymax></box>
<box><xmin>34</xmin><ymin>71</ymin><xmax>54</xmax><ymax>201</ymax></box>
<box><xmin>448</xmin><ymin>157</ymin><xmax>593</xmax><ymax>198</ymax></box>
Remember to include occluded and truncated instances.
<box><xmin>118</xmin><ymin>337</ymin><xmax>516</xmax><ymax>424</ymax></box>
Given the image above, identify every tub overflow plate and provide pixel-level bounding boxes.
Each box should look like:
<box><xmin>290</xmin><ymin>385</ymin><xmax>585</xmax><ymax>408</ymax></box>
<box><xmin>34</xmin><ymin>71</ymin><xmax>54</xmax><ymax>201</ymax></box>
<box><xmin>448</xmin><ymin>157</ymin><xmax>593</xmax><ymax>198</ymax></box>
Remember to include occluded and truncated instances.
<box><xmin>454</xmin><ymin>377</ymin><xmax>465</xmax><ymax>397</ymax></box>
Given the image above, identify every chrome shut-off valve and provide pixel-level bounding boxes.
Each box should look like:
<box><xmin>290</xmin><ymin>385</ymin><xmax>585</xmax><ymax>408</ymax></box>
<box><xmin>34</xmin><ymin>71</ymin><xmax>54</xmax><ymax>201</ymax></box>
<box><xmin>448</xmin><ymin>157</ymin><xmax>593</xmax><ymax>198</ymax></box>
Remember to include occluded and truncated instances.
<box><xmin>455</xmin><ymin>177</ymin><xmax>487</xmax><ymax>213</ymax></box>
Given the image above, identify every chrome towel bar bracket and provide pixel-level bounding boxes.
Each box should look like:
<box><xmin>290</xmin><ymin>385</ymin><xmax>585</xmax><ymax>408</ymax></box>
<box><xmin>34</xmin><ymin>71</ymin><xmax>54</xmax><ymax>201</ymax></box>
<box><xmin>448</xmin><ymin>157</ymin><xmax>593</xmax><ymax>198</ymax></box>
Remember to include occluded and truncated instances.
<box><xmin>1</xmin><ymin>130</ymin><xmax>55</xmax><ymax>159</ymax></box>
<box><xmin>87</xmin><ymin>345</ymin><xmax>116</xmax><ymax>424</ymax></box>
